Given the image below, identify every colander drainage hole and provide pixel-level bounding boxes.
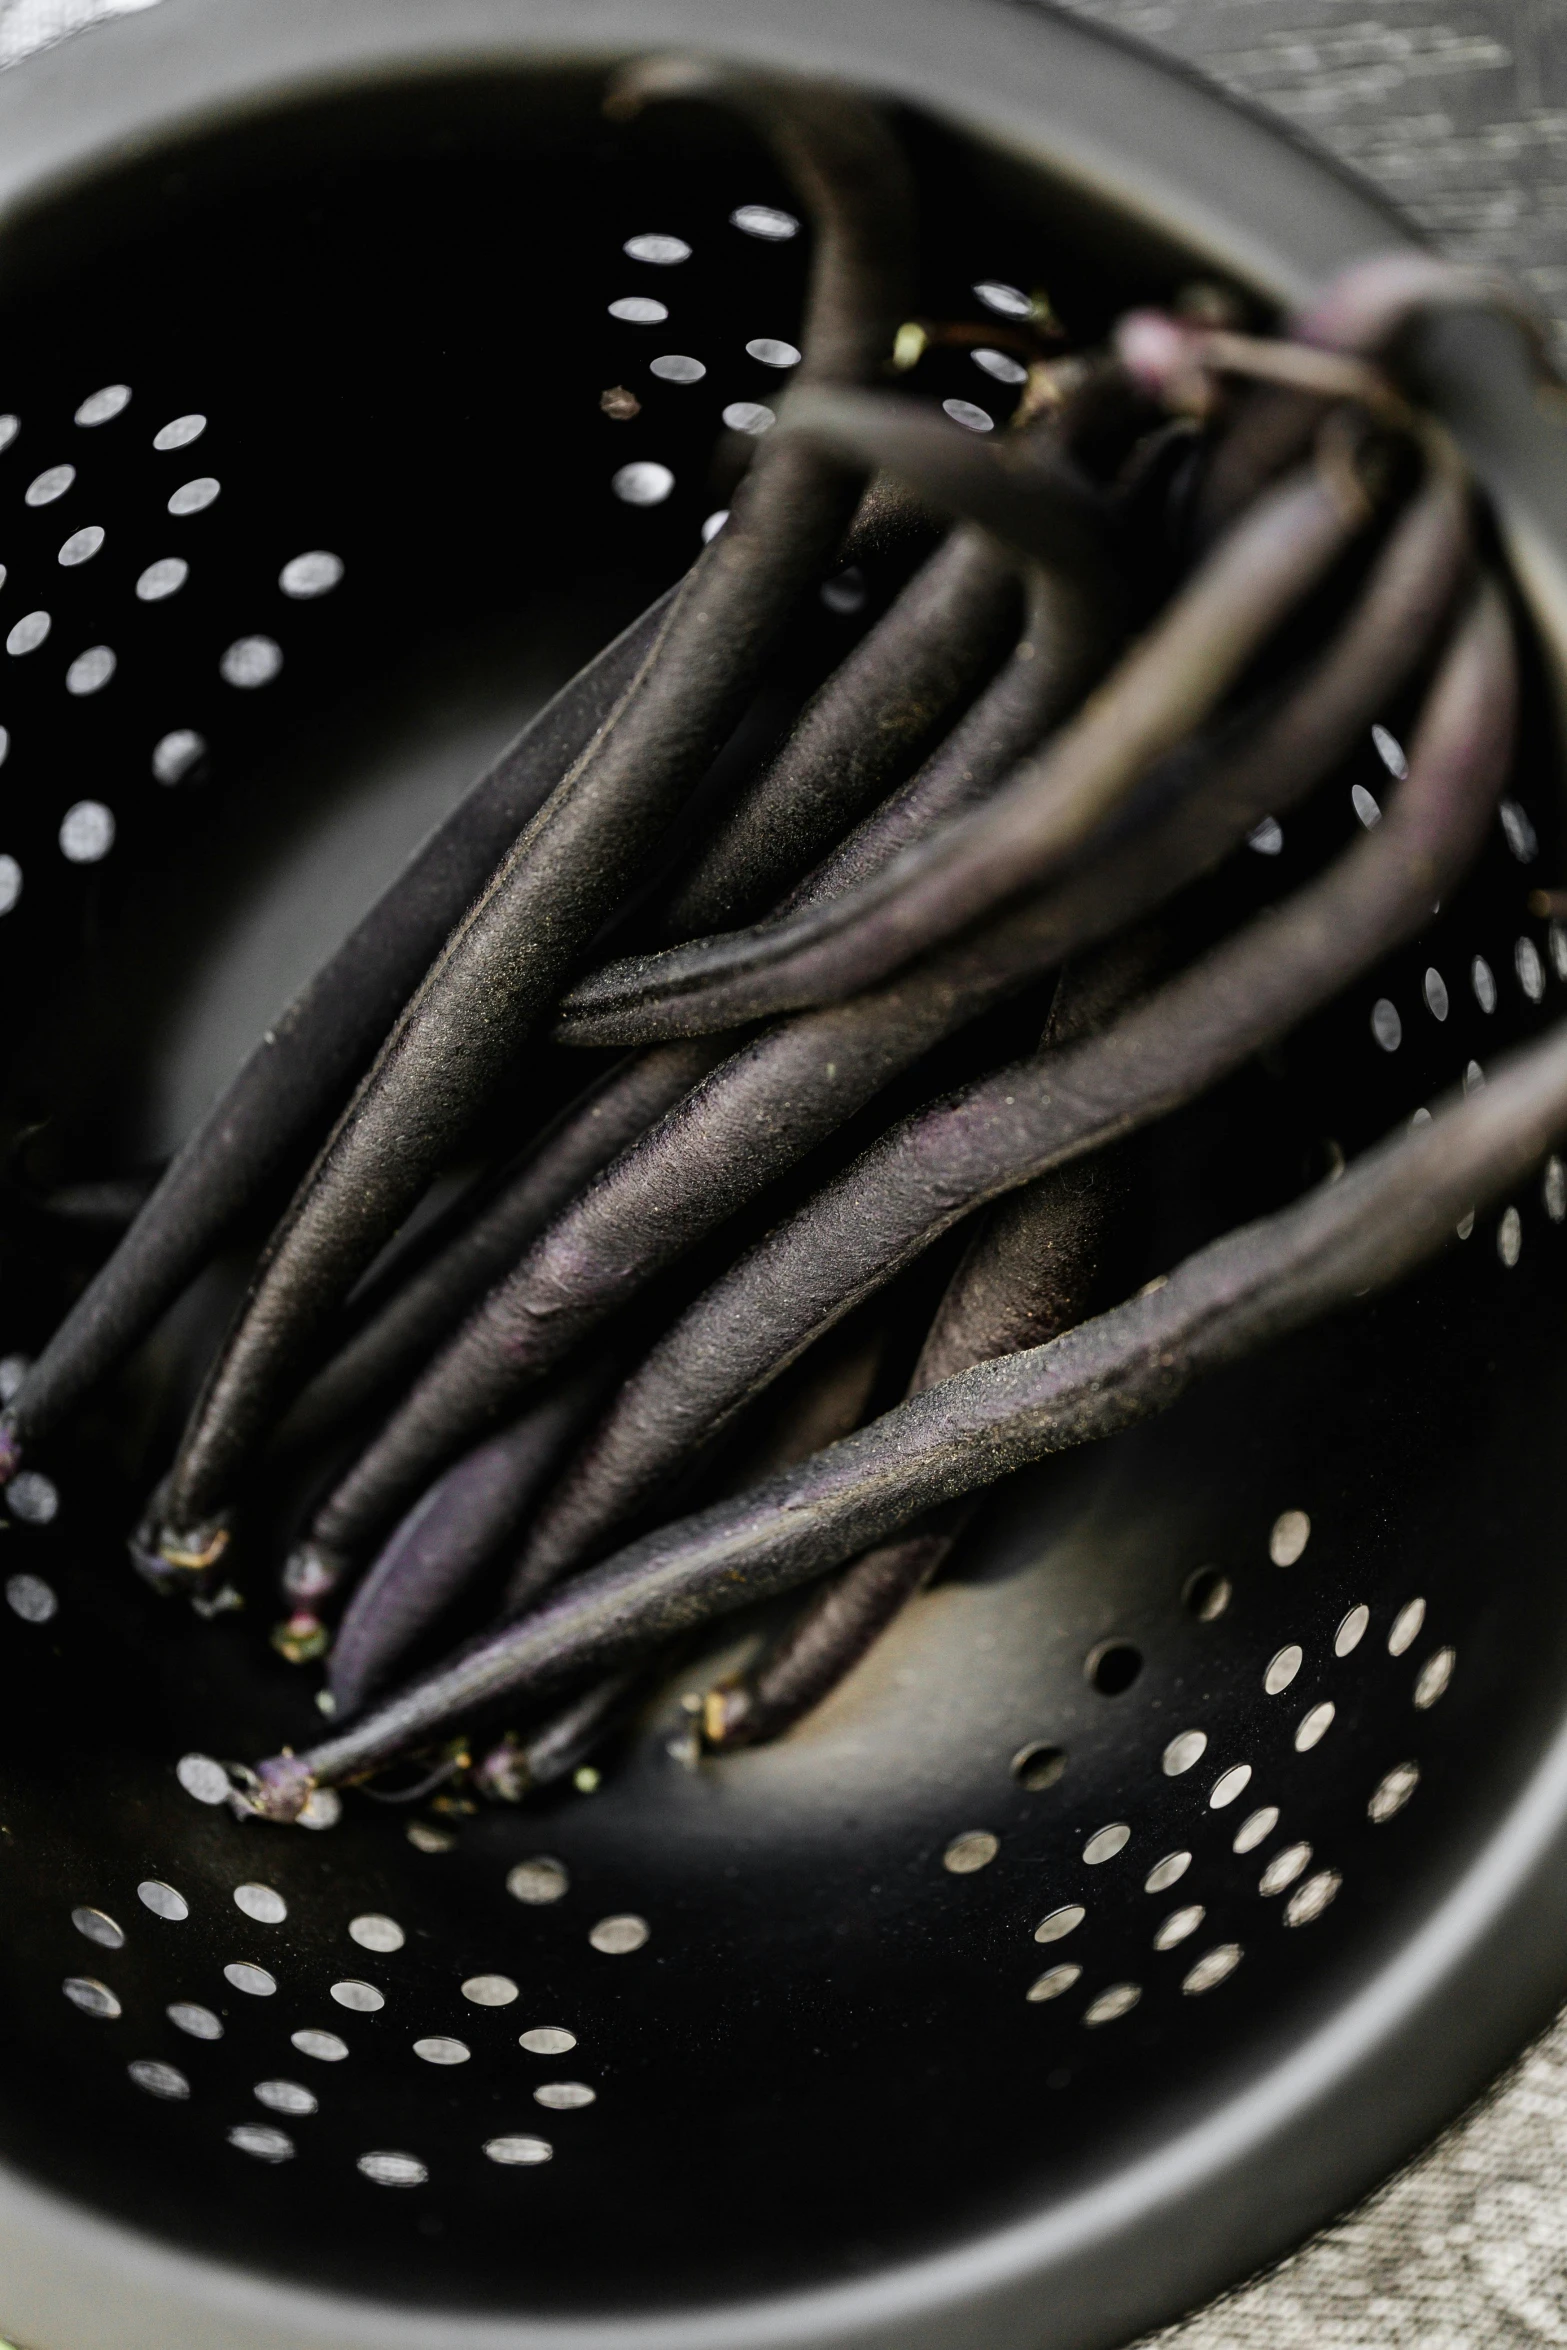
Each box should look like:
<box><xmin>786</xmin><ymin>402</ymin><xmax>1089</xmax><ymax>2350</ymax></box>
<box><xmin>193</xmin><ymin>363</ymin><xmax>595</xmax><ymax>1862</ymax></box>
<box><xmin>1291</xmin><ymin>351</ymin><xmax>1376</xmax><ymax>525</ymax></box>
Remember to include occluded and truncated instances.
<box><xmin>129</xmin><ymin>2060</ymin><xmax>189</xmax><ymax>2101</ymax></box>
<box><xmin>1285</xmin><ymin>1870</ymin><xmax>1342</xmax><ymax>1927</ymax></box>
<box><xmin>533</xmin><ymin>2082</ymin><xmax>595</xmax><ymax>2111</ymax></box>
<box><xmin>1263</xmin><ymin>1645</ymin><xmax>1303</xmax><ymax>1695</ymax></box>
<box><xmin>1086</xmin><ymin>1641</ymin><xmax>1142</xmax><ymax>1694</ymax></box>
<box><xmin>1162</xmin><ymin>1730</ymin><xmax>1207</xmax><ymax>1776</ymax></box>
<box><xmin>1388</xmin><ymin>1597</ymin><xmax>1426</xmax><ymax>1655</ymax></box>
<box><xmin>332</xmin><ymin>1979</ymin><xmax>383</xmax><ymax>2012</ymax></box>
<box><xmin>1259</xmin><ymin>1842</ymin><xmax>1312</xmax><ymax>1895</ymax></box>
<box><xmin>71</xmin><ymin>1907</ymin><xmax>124</xmax><ymax>1950</ymax></box>
<box><xmin>62</xmin><ymin>1978</ymin><xmax>119</xmax><ymax>2019</ymax></box>
<box><xmin>1083</xmin><ymin>1984</ymin><xmax>1141</xmax><ymax>2026</ymax></box>
<box><xmin>291</xmin><ymin>2029</ymin><xmax>348</xmax><ymax>2062</ymax></box>
<box><xmin>169</xmin><ymin>2003</ymin><xmax>223</xmax><ymax>2041</ymax></box>
<box><xmin>1269</xmin><ymin>1510</ymin><xmax>1311</xmax><ymax>1566</ymax></box>
<box><xmin>359</xmin><ymin>2151</ymin><xmax>428</xmax><ymax>2188</ymax></box>
<box><xmin>1415</xmin><ymin>1648</ymin><xmax>1456</xmax><ymax>1708</ymax></box>
<box><xmin>943</xmin><ymin>1831</ymin><xmax>998</xmax><ymax>1875</ymax></box>
<box><xmin>1027</xmin><ymin>1965</ymin><xmax>1080</xmax><ymax>2003</ymax></box>
<box><xmin>1034</xmin><ymin>1905</ymin><xmax>1085</xmax><ymax>1945</ymax></box>
<box><xmin>1335</xmin><ymin>1604</ymin><xmax>1370</xmax><ymax>1656</ymax></box>
<box><xmin>461</xmin><ymin>1973</ymin><xmax>517</xmax><ymax>2007</ymax></box>
<box><xmin>138</xmin><ymin>1880</ymin><xmax>188</xmax><ymax>1922</ymax></box>
<box><xmin>349</xmin><ymin>1912</ymin><xmax>405</xmax><ymax>1953</ymax></box>
<box><xmin>1183</xmin><ymin>1945</ymin><xmax>1243</xmax><ymax>1994</ymax></box>
<box><xmin>1369</xmin><ymin>1762</ymin><xmax>1420</xmax><ymax>1822</ymax></box>
<box><xmin>486</xmin><ymin>2135</ymin><xmax>553</xmax><ymax>2167</ymax></box>
<box><xmin>224</xmin><ymin>1962</ymin><xmax>277</xmax><ymax>1996</ymax></box>
<box><xmin>1183</xmin><ymin>1567</ymin><xmax>1232</xmax><ymax>1619</ymax></box>
<box><xmin>233</xmin><ymin>1883</ymin><xmax>287</xmax><ymax>1925</ymax></box>
<box><xmin>1294</xmin><ymin>1702</ymin><xmax>1336</xmax><ymax>1752</ymax></box>
<box><xmin>254</xmin><ymin>2080</ymin><xmax>317</xmax><ymax>2117</ymax></box>
<box><xmin>414</xmin><ymin>2037</ymin><xmax>470</xmax><ymax>2066</ymax></box>
<box><xmin>1011</xmin><ymin>1741</ymin><xmax>1066</xmax><ymax>1791</ymax></box>
<box><xmin>1152</xmin><ymin>1905</ymin><xmax>1204</xmax><ymax>1950</ymax></box>
<box><xmin>507</xmin><ymin>1856</ymin><xmax>569</xmax><ymax>1904</ymax></box>
<box><xmin>5</xmin><ymin>1570</ymin><xmax>56</xmax><ymax>1622</ymax></box>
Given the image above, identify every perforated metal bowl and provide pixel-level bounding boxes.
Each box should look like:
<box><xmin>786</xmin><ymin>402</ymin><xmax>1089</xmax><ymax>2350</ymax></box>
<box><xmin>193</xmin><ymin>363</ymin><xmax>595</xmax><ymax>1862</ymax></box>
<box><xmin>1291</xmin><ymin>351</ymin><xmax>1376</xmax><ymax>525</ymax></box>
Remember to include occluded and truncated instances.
<box><xmin>2</xmin><ymin>7</ymin><xmax>1567</xmax><ymax>2350</ymax></box>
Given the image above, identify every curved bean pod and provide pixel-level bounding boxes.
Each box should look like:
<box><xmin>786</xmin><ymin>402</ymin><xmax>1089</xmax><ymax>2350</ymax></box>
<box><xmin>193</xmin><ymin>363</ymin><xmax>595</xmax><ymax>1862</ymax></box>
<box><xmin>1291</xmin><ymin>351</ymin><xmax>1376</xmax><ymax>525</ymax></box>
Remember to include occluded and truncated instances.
<box><xmin>781</xmin><ymin>553</ymin><xmax>1121</xmax><ymax>909</ymax></box>
<box><xmin>276</xmin><ymin>1042</ymin><xmax>724</xmax><ymax>1462</ymax></box>
<box><xmin>707</xmin><ymin>944</ymin><xmax>1144</xmax><ymax>1748</ymax></box>
<box><xmin>557</xmin><ymin>436</ymin><xmax>1374</xmax><ymax>1042</ymax></box>
<box><xmin>1192</xmin><ymin>255</ymin><xmax>1526</xmax><ymax>542</ymax></box>
<box><xmin>556</xmin><ymin>458</ymin><xmax>1469</xmax><ymax>1056</ymax></box>
<box><xmin>473</xmin><ymin>1671</ymin><xmax>644</xmax><ymax>1802</ymax></box>
<box><xmin>315</xmin><ymin>467</ymin><xmax>1458</xmax><ymax>1584</ymax></box>
<box><xmin>0</xmin><ymin>583</ymin><xmax>677</xmax><ymax>1484</ymax></box>
<box><xmin>247</xmin><ymin>985</ymin><xmax>1567</xmax><ymax>1817</ymax></box>
<box><xmin>144</xmin><ymin>71</ymin><xmax>916</xmax><ymax>1574</ymax></box>
<box><xmin>513</xmin><ymin>580</ymin><xmax>1513</xmax><ymax>1585</ymax></box>
<box><xmin>660</xmin><ymin>525</ymin><xmax>1020</xmax><ymax>937</ymax></box>
<box><xmin>327</xmin><ymin>1362</ymin><xmax>614</xmax><ymax>1718</ymax></box>
<box><xmin>291</xmin><ymin>540</ymin><xmax>1122</xmax><ymax>1576</ymax></box>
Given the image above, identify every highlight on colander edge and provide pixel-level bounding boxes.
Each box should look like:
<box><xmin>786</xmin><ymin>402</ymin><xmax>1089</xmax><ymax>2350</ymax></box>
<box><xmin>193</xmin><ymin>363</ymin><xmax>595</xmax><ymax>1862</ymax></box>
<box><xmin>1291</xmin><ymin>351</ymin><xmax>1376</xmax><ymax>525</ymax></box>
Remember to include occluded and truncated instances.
<box><xmin>1</xmin><ymin>4</ymin><xmax>1566</xmax><ymax>2348</ymax></box>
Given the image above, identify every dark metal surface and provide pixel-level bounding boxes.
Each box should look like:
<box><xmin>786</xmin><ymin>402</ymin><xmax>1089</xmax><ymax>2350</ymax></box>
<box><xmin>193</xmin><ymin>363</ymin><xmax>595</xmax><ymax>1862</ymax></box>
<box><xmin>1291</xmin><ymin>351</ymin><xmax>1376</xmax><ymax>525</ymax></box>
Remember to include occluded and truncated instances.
<box><xmin>0</xmin><ymin>9</ymin><xmax>1564</xmax><ymax>2350</ymax></box>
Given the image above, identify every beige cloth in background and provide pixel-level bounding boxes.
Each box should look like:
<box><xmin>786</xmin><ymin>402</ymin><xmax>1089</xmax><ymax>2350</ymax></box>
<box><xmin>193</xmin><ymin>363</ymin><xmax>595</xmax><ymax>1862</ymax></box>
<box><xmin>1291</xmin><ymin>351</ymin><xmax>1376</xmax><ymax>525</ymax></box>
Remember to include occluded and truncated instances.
<box><xmin>6</xmin><ymin>0</ymin><xmax>1566</xmax><ymax>2337</ymax></box>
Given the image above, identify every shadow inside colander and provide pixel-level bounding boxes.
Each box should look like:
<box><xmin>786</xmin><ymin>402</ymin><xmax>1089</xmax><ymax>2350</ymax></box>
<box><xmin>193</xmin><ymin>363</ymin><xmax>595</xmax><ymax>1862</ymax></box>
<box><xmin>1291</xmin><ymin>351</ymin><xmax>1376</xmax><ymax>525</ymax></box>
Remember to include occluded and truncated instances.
<box><xmin>0</xmin><ymin>64</ymin><xmax>1565</xmax><ymax>2325</ymax></box>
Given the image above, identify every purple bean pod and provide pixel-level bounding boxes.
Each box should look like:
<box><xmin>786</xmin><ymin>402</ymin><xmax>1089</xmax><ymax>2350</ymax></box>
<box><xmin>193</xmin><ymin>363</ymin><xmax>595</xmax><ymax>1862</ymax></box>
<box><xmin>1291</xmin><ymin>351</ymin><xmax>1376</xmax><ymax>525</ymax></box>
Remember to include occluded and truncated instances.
<box><xmin>246</xmin><ymin>978</ymin><xmax>1567</xmax><ymax>1817</ymax></box>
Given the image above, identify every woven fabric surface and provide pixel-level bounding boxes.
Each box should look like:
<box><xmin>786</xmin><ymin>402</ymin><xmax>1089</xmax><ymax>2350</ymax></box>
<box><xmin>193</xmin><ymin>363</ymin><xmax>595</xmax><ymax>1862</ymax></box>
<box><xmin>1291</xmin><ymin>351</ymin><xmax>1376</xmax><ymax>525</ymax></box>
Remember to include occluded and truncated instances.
<box><xmin>2</xmin><ymin>0</ymin><xmax>1566</xmax><ymax>2341</ymax></box>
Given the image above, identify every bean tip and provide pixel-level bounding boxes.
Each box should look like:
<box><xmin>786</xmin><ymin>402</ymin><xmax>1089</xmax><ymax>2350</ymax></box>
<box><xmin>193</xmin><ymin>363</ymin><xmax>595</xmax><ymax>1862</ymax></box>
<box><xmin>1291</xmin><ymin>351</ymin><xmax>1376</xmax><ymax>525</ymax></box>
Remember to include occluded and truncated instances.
<box><xmin>127</xmin><ymin>1503</ymin><xmax>232</xmax><ymax>1599</ymax></box>
<box><xmin>281</xmin><ymin>1540</ymin><xmax>344</xmax><ymax>1606</ymax></box>
<box><xmin>700</xmin><ymin>1679</ymin><xmax>754</xmax><ymax>1751</ymax></box>
<box><xmin>270</xmin><ymin>1611</ymin><xmax>330</xmax><ymax>1666</ymax></box>
<box><xmin>247</xmin><ymin>1752</ymin><xmax>317</xmax><ymax>1824</ymax></box>
<box><xmin>474</xmin><ymin>1733</ymin><xmax>531</xmax><ymax>1803</ymax></box>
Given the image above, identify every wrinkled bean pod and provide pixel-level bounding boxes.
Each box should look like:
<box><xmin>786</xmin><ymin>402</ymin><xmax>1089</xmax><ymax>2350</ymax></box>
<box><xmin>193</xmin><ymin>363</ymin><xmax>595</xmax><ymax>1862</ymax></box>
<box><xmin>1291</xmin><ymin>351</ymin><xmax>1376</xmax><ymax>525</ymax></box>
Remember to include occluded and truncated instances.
<box><xmin>707</xmin><ymin>942</ymin><xmax>1147</xmax><ymax>1748</ymax></box>
<box><xmin>0</xmin><ymin>583</ymin><xmax>678</xmax><ymax>1484</ymax></box>
<box><xmin>290</xmin><ymin>491</ymin><xmax>1124</xmax><ymax>1576</ymax></box>
<box><xmin>558</xmin><ymin>430</ymin><xmax>1376</xmax><ymax>1042</ymax></box>
<box><xmin>328</xmin><ymin>1363</ymin><xmax>615</xmax><ymax>1718</ymax></box>
<box><xmin>512</xmin><ymin>582</ymin><xmax>1513</xmax><ymax>1585</ymax></box>
<box><xmin>660</xmin><ymin>525</ymin><xmax>1021</xmax><ymax>937</ymax></box>
<box><xmin>142</xmin><ymin>67</ymin><xmax>917</xmax><ymax>1577</ymax></box>
<box><xmin>247</xmin><ymin>987</ymin><xmax>1567</xmax><ymax>1817</ymax></box>
<box><xmin>277</xmin><ymin>1043</ymin><xmax>726</xmax><ymax>1465</ymax></box>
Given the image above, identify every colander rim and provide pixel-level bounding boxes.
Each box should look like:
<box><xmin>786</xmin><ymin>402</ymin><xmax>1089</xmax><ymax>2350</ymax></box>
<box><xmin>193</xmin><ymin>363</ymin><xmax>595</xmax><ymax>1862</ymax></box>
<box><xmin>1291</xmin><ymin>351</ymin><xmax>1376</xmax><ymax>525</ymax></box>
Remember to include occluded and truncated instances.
<box><xmin>0</xmin><ymin>6</ymin><xmax>1560</xmax><ymax>2350</ymax></box>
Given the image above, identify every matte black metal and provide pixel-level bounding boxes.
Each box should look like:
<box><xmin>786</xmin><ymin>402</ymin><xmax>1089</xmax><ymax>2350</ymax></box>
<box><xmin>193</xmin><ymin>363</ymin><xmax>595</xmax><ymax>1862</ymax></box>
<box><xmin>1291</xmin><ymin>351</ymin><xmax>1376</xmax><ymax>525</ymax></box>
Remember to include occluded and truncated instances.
<box><xmin>0</xmin><ymin>10</ymin><xmax>1565</xmax><ymax>2350</ymax></box>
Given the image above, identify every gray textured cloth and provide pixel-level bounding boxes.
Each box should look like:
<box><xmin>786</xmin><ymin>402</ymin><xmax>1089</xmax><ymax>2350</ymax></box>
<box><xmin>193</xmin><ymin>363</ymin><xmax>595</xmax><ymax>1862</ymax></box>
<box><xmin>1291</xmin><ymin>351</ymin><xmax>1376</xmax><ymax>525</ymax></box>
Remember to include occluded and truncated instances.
<box><xmin>3</xmin><ymin>0</ymin><xmax>1564</xmax><ymax>2341</ymax></box>
<box><xmin>1055</xmin><ymin>0</ymin><xmax>1567</xmax><ymax>354</ymax></box>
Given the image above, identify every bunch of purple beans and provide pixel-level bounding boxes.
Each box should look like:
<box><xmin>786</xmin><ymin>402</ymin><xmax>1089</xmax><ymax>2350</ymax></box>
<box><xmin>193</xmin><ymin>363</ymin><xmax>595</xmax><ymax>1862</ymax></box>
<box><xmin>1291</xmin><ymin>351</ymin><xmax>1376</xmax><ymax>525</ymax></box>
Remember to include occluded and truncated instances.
<box><xmin>3</xmin><ymin>59</ymin><xmax>1563</xmax><ymax>1825</ymax></box>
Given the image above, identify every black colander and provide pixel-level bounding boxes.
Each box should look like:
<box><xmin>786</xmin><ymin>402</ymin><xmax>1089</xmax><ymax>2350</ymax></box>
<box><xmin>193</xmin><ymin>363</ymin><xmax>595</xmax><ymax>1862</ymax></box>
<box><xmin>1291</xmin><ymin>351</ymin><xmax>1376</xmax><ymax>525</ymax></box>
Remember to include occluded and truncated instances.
<box><xmin>3</xmin><ymin>6</ymin><xmax>1567</xmax><ymax>2350</ymax></box>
